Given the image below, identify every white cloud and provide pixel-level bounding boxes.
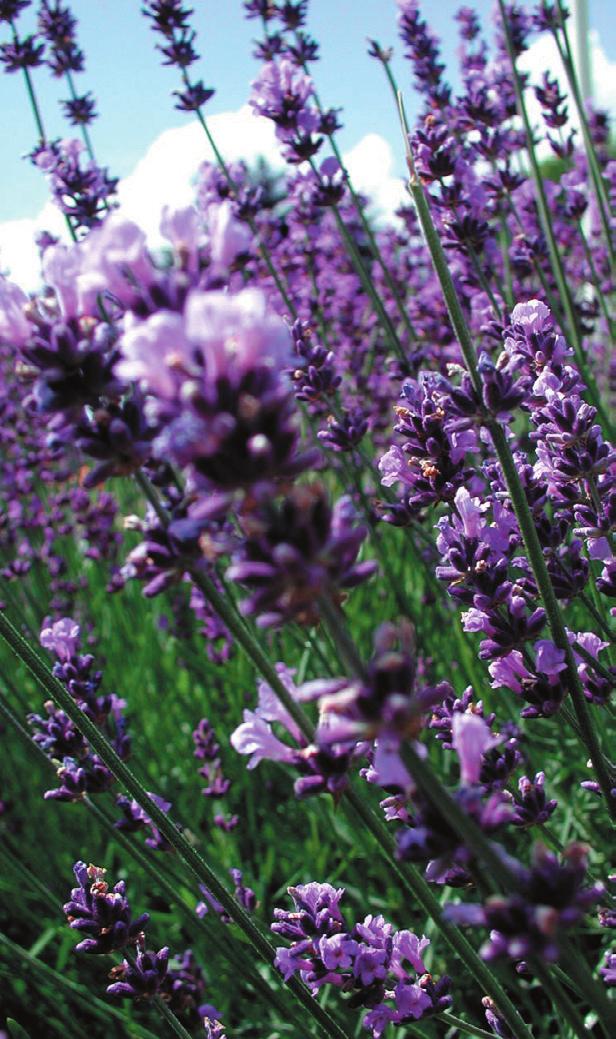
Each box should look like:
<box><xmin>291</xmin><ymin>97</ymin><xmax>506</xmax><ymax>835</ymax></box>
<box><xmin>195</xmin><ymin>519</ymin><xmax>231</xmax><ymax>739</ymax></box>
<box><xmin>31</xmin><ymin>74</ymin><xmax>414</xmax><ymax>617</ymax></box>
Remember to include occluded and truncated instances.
<box><xmin>0</xmin><ymin>106</ymin><xmax>283</xmax><ymax>290</ymax></box>
<box><xmin>0</xmin><ymin>203</ymin><xmax>66</xmax><ymax>290</ymax></box>
<box><xmin>116</xmin><ymin>106</ymin><xmax>283</xmax><ymax>241</ymax></box>
<box><xmin>343</xmin><ymin>133</ymin><xmax>406</xmax><ymax>220</ymax></box>
<box><xmin>0</xmin><ymin>104</ymin><xmax>406</xmax><ymax>291</ymax></box>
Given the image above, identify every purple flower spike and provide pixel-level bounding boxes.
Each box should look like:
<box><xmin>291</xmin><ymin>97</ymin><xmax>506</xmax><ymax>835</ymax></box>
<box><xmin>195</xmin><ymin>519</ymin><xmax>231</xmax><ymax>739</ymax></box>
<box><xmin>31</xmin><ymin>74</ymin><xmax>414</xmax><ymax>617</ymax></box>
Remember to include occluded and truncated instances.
<box><xmin>107</xmin><ymin>945</ymin><xmax>170</xmax><ymax>1000</ymax></box>
<box><xmin>227</xmin><ymin>484</ymin><xmax>376</xmax><ymax>628</ymax></box>
<box><xmin>63</xmin><ymin>861</ymin><xmax>149</xmax><ymax>954</ymax></box>
<box><xmin>600</xmin><ymin>951</ymin><xmax>616</xmax><ymax>987</ymax></box>
<box><xmin>451</xmin><ymin>712</ymin><xmax>500</xmax><ymax>787</ymax></box>
<box><xmin>272</xmin><ymin>883</ymin><xmax>449</xmax><ymax>1034</ymax></box>
<box><xmin>114</xmin><ymin>792</ymin><xmax>173</xmax><ymax>852</ymax></box>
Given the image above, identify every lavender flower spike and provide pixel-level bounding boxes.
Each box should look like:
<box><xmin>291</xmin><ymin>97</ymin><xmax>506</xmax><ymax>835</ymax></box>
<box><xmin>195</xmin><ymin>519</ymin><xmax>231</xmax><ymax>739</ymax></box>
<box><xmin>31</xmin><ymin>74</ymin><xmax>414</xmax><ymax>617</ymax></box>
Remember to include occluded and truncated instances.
<box><xmin>63</xmin><ymin>861</ymin><xmax>149</xmax><ymax>954</ymax></box>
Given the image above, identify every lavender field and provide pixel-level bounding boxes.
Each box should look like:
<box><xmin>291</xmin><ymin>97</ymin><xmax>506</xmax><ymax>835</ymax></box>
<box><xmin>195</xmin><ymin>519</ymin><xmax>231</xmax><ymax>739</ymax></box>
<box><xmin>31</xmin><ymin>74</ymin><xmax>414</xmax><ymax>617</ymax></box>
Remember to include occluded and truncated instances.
<box><xmin>0</xmin><ymin>2</ymin><xmax>615</xmax><ymax>1037</ymax></box>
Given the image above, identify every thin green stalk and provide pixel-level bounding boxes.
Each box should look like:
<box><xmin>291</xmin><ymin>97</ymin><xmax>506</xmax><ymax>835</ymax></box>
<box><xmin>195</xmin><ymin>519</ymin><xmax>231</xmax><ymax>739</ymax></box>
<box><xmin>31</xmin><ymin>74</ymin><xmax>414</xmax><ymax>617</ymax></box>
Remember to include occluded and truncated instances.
<box><xmin>321</xmin><ymin>586</ymin><xmax>614</xmax><ymax>1031</ymax></box>
<box><xmin>9</xmin><ymin>19</ymin><xmax>78</xmax><ymax>245</ymax></box>
<box><xmin>86</xmin><ymin>798</ymin><xmax>305</xmax><ymax>1031</ymax></box>
<box><xmin>317</xmin><ymin>594</ymin><xmax>367</xmax><ymax>680</ymax></box>
<box><xmin>134</xmin><ymin>471</ymin><xmax>315</xmax><ymax>742</ymax></box>
<box><xmin>300</xmin><ymin>50</ymin><xmax>418</xmax><ymax>345</ymax></box>
<box><xmin>495</xmin><ymin>0</ymin><xmax>612</xmax><ymax>435</ymax></box>
<box><xmin>397</xmin><ymin>91</ymin><xmax>616</xmax><ymax>821</ymax></box>
<box><xmin>533</xmin><ymin>960</ymin><xmax>589</xmax><ymax>1039</ymax></box>
<box><xmin>2</xmin><ymin>543</ymin><xmax>529</xmax><ymax>1034</ymax></box>
<box><xmin>342</xmin><ymin>787</ymin><xmax>534</xmax><ymax>1039</ymax></box>
<box><xmin>0</xmin><ymin>609</ymin><xmax>353</xmax><ymax>1039</ymax></box>
<box><xmin>320</xmin><ymin>180</ymin><xmax>409</xmax><ymax>365</ymax></box>
<box><xmin>578</xmin><ymin>224</ymin><xmax>616</xmax><ymax>344</ymax></box>
<box><xmin>0</xmin><ymin>681</ymin><xmax>304</xmax><ymax>1034</ymax></box>
<box><xmin>0</xmin><ymin>931</ymin><xmax>160</xmax><ymax>1039</ymax></box>
<box><xmin>190</xmin><ymin>103</ymin><xmax>298</xmax><ymax>318</ymax></box>
<box><xmin>498</xmin><ymin>215</ymin><xmax>515</xmax><ymax>310</ymax></box>
<box><xmin>435</xmin><ymin>1013</ymin><xmax>501</xmax><ymax>1039</ymax></box>
<box><xmin>11</xmin><ymin>21</ymin><xmax>45</xmax><ymax>142</ymax></box>
<box><xmin>552</xmin><ymin>1</ymin><xmax>615</xmax><ymax>268</ymax></box>
<box><xmin>152</xmin><ymin>994</ymin><xmax>194</xmax><ymax>1039</ymax></box>
<box><xmin>0</xmin><ymin>843</ymin><xmax>61</xmax><ymax>910</ymax></box>
<box><xmin>316</xmin><ymin>601</ymin><xmax>536</xmax><ymax>1037</ymax></box>
<box><xmin>491</xmin><ymin>424</ymin><xmax>616</xmax><ymax>817</ymax></box>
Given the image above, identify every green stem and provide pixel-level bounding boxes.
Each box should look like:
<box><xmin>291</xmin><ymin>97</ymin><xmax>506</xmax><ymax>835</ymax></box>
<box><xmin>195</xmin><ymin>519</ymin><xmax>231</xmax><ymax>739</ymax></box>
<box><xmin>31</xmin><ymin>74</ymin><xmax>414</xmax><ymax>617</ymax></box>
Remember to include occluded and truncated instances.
<box><xmin>533</xmin><ymin>960</ymin><xmax>590</xmax><ymax>1039</ymax></box>
<box><xmin>0</xmin><ymin>931</ymin><xmax>159</xmax><ymax>1039</ymax></box>
<box><xmin>152</xmin><ymin>995</ymin><xmax>194</xmax><ymax>1039</ymax></box>
<box><xmin>135</xmin><ymin>472</ymin><xmax>315</xmax><ymax>742</ymax></box>
<box><xmin>491</xmin><ymin>423</ymin><xmax>616</xmax><ymax>818</ymax></box>
<box><xmin>0</xmin><ymin>680</ymin><xmax>304</xmax><ymax>1033</ymax></box>
<box><xmin>301</xmin><ymin>50</ymin><xmax>417</xmax><ymax>345</ymax></box>
<box><xmin>342</xmin><ymin>787</ymin><xmax>534</xmax><ymax>1039</ymax></box>
<box><xmin>9</xmin><ymin>19</ymin><xmax>78</xmax><ymax>245</ymax></box>
<box><xmin>495</xmin><ymin>0</ymin><xmax>612</xmax><ymax>436</ymax></box>
<box><xmin>325</xmin><ymin>188</ymin><xmax>409</xmax><ymax>366</ymax></box>
<box><xmin>0</xmin><ymin>609</ymin><xmax>352</xmax><ymax>1039</ymax></box>
<box><xmin>190</xmin><ymin>103</ymin><xmax>298</xmax><ymax>317</ymax></box>
<box><xmin>435</xmin><ymin>1013</ymin><xmax>501</xmax><ymax>1039</ymax></box>
<box><xmin>317</xmin><ymin>594</ymin><xmax>367</xmax><ymax>680</ymax></box>
<box><xmin>552</xmin><ymin>2</ymin><xmax>616</xmax><ymax>269</ymax></box>
<box><xmin>86</xmin><ymin>797</ymin><xmax>302</xmax><ymax>1030</ymax></box>
<box><xmin>10</xmin><ymin>21</ymin><xmax>45</xmax><ymax>143</ymax></box>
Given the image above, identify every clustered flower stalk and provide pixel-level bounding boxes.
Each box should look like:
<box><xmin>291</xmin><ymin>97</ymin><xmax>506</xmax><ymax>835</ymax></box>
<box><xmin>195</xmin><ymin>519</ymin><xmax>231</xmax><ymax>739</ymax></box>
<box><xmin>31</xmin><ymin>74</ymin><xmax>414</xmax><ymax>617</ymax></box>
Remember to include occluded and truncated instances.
<box><xmin>396</xmin><ymin>91</ymin><xmax>616</xmax><ymax>820</ymax></box>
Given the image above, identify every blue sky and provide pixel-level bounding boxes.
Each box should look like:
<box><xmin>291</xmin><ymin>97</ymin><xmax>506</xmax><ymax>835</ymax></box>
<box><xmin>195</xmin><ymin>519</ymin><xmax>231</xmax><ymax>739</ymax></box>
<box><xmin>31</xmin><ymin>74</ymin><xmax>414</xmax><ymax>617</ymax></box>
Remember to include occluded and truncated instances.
<box><xmin>1</xmin><ymin>1</ymin><xmax>615</xmax><ymax>225</ymax></box>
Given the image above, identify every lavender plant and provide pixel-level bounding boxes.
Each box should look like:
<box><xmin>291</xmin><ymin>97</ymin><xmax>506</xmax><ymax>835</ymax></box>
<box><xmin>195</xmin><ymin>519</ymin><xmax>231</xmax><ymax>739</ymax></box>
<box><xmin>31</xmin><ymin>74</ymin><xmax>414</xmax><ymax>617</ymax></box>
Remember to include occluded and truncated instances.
<box><xmin>0</xmin><ymin>1</ymin><xmax>614</xmax><ymax>1037</ymax></box>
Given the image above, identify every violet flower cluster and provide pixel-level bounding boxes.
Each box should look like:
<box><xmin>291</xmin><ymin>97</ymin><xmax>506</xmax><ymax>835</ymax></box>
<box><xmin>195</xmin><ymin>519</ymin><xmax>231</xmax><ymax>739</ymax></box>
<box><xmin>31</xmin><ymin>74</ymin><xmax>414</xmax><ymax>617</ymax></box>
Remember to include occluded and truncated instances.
<box><xmin>30</xmin><ymin>616</ymin><xmax>130</xmax><ymax>801</ymax></box>
<box><xmin>272</xmin><ymin>882</ymin><xmax>451</xmax><ymax>1037</ymax></box>
<box><xmin>63</xmin><ymin>860</ymin><xmax>221</xmax><ymax>1026</ymax></box>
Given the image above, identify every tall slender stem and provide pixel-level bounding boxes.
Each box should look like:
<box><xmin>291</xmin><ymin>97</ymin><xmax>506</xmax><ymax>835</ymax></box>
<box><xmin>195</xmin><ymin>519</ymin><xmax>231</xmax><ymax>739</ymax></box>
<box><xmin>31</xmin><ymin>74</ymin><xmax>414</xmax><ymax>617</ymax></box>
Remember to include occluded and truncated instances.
<box><xmin>495</xmin><ymin>0</ymin><xmax>612</xmax><ymax>435</ymax></box>
<box><xmin>190</xmin><ymin>103</ymin><xmax>298</xmax><ymax>317</ymax></box>
<box><xmin>0</xmin><ymin>931</ymin><xmax>159</xmax><ymax>1039</ymax></box>
<box><xmin>0</xmin><ymin>608</ymin><xmax>353</xmax><ymax>1039</ymax></box>
<box><xmin>552</xmin><ymin>1</ymin><xmax>615</xmax><ymax>269</ymax></box>
<box><xmin>10</xmin><ymin>21</ymin><xmax>45</xmax><ymax>142</ymax></box>
<box><xmin>342</xmin><ymin>786</ymin><xmax>534</xmax><ymax>1039</ymax></box>
<box><xmin>321</xmin><ymin>586</ymin><xmax>614</xmax><ymax>1031</ymax></box>
<box><xmin>297</xmin><ymin>46</ymin><xmax>418</xmax><ymax>345</ymax></box>
<box><xmin>9</xmin><ymin>19</ymin><xmax>77</xmax><ymax>244</ymax></box>
<box><xmin>152</xmin><ymin>995</ymin><xmax>195</xmax><ymax>1039</ymax></box>
<box><xmin>0</xmin><ymin>683</ymin><xmax>306</xmax><ymax>1032</ymax></box>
